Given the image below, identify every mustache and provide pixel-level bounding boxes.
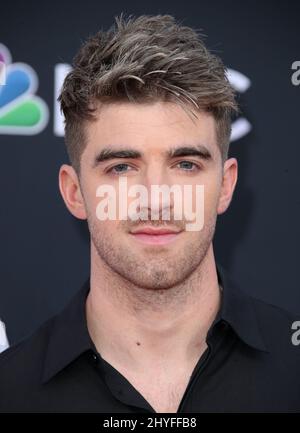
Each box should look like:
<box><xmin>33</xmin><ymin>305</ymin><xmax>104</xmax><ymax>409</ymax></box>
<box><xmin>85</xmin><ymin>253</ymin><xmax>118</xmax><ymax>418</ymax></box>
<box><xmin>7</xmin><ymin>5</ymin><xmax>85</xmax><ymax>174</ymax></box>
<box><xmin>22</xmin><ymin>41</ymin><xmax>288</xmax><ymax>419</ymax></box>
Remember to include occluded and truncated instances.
<box><xmin>126</xmin><ymin>218</ymin><xmax>186</xmax><ymax>231</ymax></box>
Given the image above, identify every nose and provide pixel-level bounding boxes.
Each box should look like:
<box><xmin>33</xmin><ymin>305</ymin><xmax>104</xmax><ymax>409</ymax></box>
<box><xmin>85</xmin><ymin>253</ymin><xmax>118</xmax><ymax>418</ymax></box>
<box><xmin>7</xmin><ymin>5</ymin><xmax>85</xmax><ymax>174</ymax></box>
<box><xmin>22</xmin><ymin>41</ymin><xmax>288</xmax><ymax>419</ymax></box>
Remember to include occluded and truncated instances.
<box><xmin>140</xmin><ymin>163</ymin><xmax>175</xmax><ymax>221</ymax></box>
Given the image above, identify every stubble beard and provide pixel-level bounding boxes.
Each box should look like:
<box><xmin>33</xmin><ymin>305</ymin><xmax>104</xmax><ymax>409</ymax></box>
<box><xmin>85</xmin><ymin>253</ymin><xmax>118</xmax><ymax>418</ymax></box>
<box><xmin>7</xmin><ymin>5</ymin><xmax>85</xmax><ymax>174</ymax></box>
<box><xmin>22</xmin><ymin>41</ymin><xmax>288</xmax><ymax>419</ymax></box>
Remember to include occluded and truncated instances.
<box><xmin>87</xmin><ymin>215</ymin><xmax>217</xmax><ymax>294</ymax></box>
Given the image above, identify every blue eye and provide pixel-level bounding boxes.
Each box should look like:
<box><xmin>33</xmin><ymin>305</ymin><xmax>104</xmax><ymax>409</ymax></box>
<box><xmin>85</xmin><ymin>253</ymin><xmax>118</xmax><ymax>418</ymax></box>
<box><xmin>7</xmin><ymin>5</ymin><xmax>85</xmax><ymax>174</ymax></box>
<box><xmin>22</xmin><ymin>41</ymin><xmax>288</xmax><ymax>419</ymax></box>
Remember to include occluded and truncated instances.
<box><xmin>108</xmin><ymin>163</ymin><xmax>131</xmax><ymax>174</ymax></box>
<box><xmin>177</xmin><ymin>161</ymin><xmax>199</xmax><ymax>171</ymax></box>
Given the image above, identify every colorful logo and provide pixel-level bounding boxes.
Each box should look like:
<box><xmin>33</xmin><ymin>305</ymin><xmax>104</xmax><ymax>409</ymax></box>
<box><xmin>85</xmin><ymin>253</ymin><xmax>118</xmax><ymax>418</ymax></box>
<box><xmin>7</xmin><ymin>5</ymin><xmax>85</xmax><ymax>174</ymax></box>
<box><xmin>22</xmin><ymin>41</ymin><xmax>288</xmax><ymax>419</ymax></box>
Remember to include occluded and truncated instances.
<box><xmin>0</xmin><ymin>43</ymin><xmax>49</xmax><ymax>135</ymax></box>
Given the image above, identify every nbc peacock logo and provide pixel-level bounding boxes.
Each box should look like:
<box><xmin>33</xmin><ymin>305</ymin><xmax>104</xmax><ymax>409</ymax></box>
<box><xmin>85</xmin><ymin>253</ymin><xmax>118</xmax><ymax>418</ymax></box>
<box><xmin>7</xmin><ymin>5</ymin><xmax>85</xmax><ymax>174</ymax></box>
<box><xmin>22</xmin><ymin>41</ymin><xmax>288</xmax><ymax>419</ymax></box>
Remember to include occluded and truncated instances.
<box><xmin>0</xmin><ymin>43</ymin><xmax>49</xmax><ymax>135</ymax></box>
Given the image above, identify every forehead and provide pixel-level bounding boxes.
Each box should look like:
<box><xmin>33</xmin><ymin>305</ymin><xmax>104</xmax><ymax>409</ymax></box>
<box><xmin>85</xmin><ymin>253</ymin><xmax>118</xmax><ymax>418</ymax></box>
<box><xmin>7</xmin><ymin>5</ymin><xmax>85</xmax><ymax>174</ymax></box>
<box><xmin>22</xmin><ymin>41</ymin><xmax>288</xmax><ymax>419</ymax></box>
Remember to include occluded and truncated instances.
<box><xmin>83</xmin><ymin>100</ymin><xmax>219</xmax><ymax>158</ymax></box>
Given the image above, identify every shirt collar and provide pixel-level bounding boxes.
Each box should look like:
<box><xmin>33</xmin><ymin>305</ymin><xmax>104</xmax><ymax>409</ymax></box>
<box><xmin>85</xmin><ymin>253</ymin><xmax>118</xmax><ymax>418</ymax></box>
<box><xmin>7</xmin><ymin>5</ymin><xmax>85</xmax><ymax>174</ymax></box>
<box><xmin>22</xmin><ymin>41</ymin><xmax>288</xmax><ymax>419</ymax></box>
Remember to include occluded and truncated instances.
<box><xmin>42</xmin><ymin>263</ymin><xmax>268</xmax><ymax>384</ymax></box>
<box><xmin>215</xmin><ymin>264</ymin><xmax>268</xmax><ymax>353</ymax></box>
<box><xmin>42</xmin><ymin>280</ymin><xmax>92</xmax><ymax>384</ymax></box>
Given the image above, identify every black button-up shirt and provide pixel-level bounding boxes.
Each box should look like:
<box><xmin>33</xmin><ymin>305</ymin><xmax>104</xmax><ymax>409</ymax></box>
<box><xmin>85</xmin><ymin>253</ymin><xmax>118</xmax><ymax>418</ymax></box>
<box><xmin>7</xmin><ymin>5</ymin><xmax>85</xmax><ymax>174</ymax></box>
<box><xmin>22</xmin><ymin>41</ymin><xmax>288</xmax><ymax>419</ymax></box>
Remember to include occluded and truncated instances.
<box><xmin>0</xmin><ymin>264</ymin><xmax>299</xmax><ymax>413</ymax></box>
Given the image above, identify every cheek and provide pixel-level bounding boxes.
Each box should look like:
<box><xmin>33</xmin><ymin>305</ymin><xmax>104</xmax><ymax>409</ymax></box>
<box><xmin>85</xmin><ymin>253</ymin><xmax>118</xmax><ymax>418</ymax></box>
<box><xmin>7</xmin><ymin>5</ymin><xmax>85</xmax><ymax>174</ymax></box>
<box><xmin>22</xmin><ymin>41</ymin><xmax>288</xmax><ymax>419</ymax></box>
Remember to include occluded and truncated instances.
<box><xmin>85</xmin><ymin>178</ymin><xmax>115</xmax><ymax>219</ymax></box>
<box><xmin>80</xmin><ymin>175</ymin><xmax>101</xmax><ymax>211</ymax></box>
<box><xmin>203</xmin><ymin>179</ymin><xmax>221</xmax><ymax>218</ymax></box>
<box><xmin>89</xmin><ymin>215</ymin><xmax>123</xmax><ymax>244</ymax></box>
<box><xmin>185</xmin><ymin>176</ymin><xmax>220</xmax><ymax>215</ymax></box>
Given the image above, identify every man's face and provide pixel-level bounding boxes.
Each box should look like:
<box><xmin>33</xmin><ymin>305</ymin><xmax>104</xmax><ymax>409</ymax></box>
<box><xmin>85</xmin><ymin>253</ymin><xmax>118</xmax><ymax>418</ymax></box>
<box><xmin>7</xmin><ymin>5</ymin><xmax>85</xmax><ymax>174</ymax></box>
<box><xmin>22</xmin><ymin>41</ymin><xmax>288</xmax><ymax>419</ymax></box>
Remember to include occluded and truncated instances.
<box><xmin>66</xmin><ymin>101</ymin><xmax>235</xmax><ymax>290</ymax></box>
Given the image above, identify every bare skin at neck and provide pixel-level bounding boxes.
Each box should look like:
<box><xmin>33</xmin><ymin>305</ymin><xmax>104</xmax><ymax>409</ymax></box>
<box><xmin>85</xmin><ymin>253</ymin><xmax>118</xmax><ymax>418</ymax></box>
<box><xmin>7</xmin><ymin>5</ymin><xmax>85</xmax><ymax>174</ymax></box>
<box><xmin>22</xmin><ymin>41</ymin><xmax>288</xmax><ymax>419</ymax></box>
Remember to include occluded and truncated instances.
<box><xmin>86</xmin><ymin>243</ymin><xmax>221</xmax><ymax>375</ymax></box>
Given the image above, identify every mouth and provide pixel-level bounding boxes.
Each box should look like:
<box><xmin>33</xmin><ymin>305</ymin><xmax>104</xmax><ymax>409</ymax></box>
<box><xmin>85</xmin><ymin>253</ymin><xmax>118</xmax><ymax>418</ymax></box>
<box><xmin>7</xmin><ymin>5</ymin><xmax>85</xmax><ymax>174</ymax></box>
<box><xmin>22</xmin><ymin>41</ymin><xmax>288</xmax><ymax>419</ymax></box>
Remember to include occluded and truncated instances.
<box><xmin>129</xmin><ymin>226</ymin><xmax>183</xmax><ymax>245</ymax></box>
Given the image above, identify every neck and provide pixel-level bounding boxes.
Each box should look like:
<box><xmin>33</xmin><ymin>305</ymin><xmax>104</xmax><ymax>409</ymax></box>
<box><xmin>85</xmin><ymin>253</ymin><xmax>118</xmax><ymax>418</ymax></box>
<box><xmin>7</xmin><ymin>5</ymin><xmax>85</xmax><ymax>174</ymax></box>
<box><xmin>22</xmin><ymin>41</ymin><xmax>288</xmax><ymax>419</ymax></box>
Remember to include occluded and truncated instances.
<box><xmin>86</xmin><ymin>244</ymin><xmax>221</xmax><ymax>374</ymax></box>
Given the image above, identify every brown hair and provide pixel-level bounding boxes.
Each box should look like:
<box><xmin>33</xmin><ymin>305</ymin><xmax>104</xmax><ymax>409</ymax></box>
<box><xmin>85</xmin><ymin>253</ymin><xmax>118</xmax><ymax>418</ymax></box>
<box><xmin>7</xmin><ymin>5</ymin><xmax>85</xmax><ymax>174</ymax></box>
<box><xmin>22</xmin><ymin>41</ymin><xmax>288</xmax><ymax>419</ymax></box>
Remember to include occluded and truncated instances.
<box><xmin>58</xmin><ymin>13</ymin><xmax>239</xmax><ymax>174</ymax></box>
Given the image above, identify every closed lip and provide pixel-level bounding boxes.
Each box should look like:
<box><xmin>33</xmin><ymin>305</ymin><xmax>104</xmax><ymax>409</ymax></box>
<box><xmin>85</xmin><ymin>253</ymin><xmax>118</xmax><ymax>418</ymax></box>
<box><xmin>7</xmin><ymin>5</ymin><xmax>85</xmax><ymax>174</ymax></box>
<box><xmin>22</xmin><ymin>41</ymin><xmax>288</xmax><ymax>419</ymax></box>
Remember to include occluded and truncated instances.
<box><xmin>130</xmin><ymin>227</ymin><xmax>182</xmax><ymax>235</ymax></box>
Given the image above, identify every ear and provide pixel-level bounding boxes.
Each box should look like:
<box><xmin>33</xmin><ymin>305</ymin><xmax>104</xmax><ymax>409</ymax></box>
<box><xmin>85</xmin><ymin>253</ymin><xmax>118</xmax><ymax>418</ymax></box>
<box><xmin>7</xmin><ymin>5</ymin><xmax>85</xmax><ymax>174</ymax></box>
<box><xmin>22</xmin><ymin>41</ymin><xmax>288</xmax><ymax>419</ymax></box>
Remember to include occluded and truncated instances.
<box><xmin>58</xmin><ymin>164</ymin><xmax>87</xmax><ymax>220</ymax></box>
<box><xmin>217</xmin><ymin>157</ymin><xmax>238</xmax><ymax>215</ymax></box>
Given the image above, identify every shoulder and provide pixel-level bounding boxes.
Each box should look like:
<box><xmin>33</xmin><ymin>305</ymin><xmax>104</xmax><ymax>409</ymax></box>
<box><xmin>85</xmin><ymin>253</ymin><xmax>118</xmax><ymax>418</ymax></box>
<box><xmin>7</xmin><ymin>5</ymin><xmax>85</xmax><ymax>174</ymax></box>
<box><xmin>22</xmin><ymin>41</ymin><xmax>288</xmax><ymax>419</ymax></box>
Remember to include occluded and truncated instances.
<box><xmin>0</xmin><ymin>315</ymin><xmax>55</xmax><ymax>389</ymax></box>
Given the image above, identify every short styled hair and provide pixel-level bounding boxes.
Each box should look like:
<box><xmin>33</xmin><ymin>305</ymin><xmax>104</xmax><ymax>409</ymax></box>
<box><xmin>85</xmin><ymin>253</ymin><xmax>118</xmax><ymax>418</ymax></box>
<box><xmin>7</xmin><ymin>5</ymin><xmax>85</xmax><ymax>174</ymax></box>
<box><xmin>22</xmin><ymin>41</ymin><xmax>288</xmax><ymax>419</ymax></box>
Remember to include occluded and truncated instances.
<box><xmin>58</xmin><ymin>13</ymin><xmax>239</xmax><ymax>174</ymax></box>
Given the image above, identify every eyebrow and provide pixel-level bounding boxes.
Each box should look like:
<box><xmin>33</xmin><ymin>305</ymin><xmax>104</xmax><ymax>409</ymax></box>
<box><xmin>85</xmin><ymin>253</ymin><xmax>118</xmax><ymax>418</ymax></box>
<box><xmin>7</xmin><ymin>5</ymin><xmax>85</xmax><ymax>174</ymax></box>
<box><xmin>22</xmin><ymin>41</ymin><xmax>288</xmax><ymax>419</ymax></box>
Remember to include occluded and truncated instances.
<box><xmin>93</xmin><ymin>144</ymin><xmax>212</xmax><ymax>167</ymax></box>
<box><xmin>169</xmin><ymin>145</ymin><xmax>212</xmax><ymax>160</ymax></box>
